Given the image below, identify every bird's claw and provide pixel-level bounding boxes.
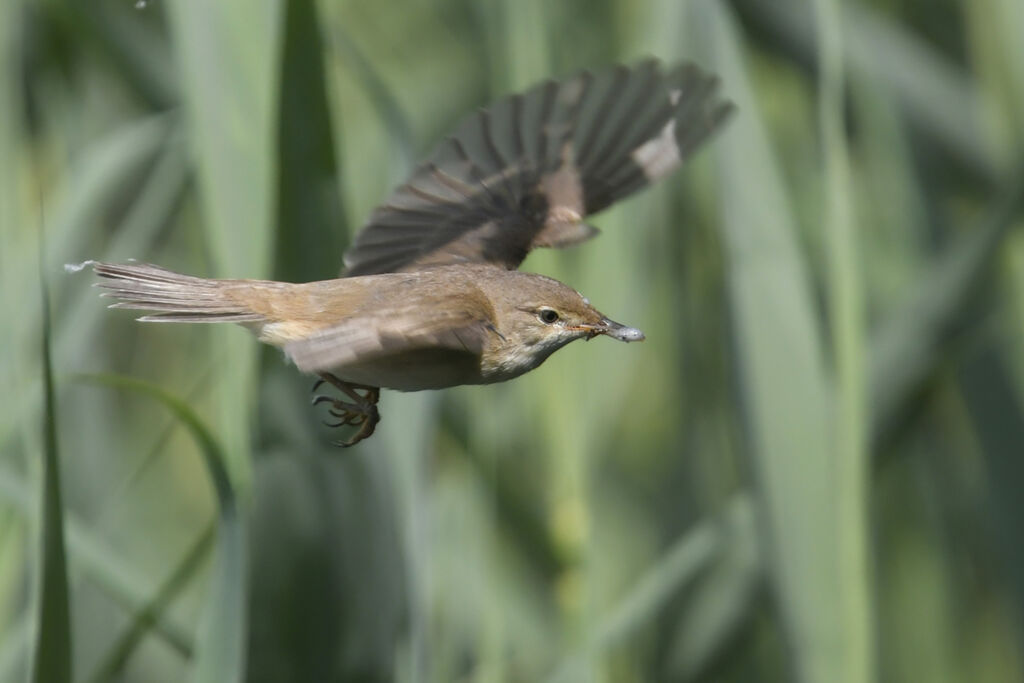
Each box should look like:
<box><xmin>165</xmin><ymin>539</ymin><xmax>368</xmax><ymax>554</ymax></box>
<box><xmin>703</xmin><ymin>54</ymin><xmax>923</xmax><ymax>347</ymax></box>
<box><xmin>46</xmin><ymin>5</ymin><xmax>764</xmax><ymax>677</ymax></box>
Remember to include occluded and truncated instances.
<box><xmin>311</xmin><ymin>373</ymin><xmax>381</xmax><ymax>447</ymax></box>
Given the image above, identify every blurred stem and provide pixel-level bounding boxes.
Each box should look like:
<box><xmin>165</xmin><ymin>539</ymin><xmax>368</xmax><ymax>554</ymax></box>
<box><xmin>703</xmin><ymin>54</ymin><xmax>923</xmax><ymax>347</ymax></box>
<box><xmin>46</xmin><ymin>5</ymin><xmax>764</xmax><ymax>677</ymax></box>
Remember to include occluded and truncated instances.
<box><xmin>813</xmin><ymin>0</ymin><xmax>874</xmax><ymax>681</ymax></box>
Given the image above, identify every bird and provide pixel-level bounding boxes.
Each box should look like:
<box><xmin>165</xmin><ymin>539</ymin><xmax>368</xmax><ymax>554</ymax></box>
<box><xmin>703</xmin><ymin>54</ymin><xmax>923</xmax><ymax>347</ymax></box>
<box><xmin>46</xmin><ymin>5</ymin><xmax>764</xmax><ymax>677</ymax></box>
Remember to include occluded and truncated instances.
<box><xmin>74</xmin><ymin>60</ymin><xmax>733</xmax><ymax>446</ymax></box>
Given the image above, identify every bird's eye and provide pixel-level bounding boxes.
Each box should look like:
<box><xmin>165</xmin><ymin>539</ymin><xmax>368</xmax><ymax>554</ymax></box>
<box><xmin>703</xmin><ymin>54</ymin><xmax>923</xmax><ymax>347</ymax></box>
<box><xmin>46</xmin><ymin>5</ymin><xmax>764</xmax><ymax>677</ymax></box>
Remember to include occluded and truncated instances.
<box><xmin>538</xmin><ymin>308</ymin><xmax>560</xmax><ymax>324</ymax></box>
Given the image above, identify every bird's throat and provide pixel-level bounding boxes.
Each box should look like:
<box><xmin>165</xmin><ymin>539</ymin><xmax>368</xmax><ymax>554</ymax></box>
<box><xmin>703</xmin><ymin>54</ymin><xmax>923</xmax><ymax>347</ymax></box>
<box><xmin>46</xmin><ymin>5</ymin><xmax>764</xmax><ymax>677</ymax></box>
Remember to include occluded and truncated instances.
<box><xmin>480</xmin><ymin>335</ymin><xmax>570</xmax><ymax>384</ymax></box>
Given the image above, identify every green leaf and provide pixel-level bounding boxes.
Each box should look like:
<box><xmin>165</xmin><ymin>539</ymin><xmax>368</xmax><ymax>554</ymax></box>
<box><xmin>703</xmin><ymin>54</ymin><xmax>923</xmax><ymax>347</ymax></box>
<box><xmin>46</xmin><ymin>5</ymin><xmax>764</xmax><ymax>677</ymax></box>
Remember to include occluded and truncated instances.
<box><xmin>32</xmin><ymin>257</ymin><xmax>72</xmax><ymax>683</ymax></box>
<box><xmin>56</xmin><ymin>127</ymin><xmax>189</xmax><ymax>366</ymax></box>
<box><xmin>274</xmin><ymin>0</ymin><xmax>346</xmax><ymax>282</ymax></box>
<box><xmin>164</xmin><ymin>0</ymin><xmax>282</xmax><ymax>279</ymax></box>
<box><xmin>0</xmin><ymin>461</ymin><xmax>195</xmax><ymax>658</ymax></box>
<box><xmin>0</xmin><ymin>113</ymin><xmax>173</xmax><ymax>453</ymax></box>
<box><xmin>245</xmin><ymin>452</ymin><xmax>407</xmax><ymax>681</ymax></box>
<box><xmin>870</xmin><ymin>174</ymin><xmax>1024</xmax><ymax>443</ymax></box>
<box><xmin>0</xmin><ymin>612</ymin><xmax>30</xmax><ymax>683</ymax></box>
<box><xmin>76</xmin><ymin>374</ymin><xmax>245</xmax><ymax>683</ymax></box>
<box><xmin>547</xmin><ymin>496</ymin><xmax>752</xmax><ymax>682</ymax></box>
<box><xmin>329</xmin><ymin>26</ymin><xmax>417</xmax><ymax>184</ymax></box>
<box><xmin>959</xmin><ymin>348</ymin><xmax>1024</xmax><ymax>622</ymax></box>
<box><xmin>734</xmin><ymin>0</ymin><xmax>999</xmax><ymax>180</ymax></box>
<box><xmin>692</xmin><ymin>4</ymin><xmax>846</xmax><ymax>681</ymax></box>
<box><xmin>165</xmin><ymin>0</ymin><xmax>284</xmax><ymax>490</ymax></box>
<box><xmin>56</xmin><ymin>0</ymin><xmax>178</xmax><ymax>109</ymax></box>
<box><xmin>84</xmin><ymin>524</ymin><xmax>214</xmax><ymax>683</ymax></box>
<box><xmin>663</xmin><ymin>497</ymin><xmax>761</xmax><ymax>679</ymax></box>
<box><xmin>813</xmin><ymin>0</ymin><xmax>874</xmax><ymax>679</ymax></box>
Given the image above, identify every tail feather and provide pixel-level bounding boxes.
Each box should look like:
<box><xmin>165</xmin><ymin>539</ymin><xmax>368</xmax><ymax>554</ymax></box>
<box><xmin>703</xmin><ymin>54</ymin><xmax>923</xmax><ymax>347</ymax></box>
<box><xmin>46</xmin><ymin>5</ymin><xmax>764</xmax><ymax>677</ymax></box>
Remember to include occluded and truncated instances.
<box><xmin>76</xmin><ymin>261</ymin><xmax>265</xmax><ymax>323</ymax></box>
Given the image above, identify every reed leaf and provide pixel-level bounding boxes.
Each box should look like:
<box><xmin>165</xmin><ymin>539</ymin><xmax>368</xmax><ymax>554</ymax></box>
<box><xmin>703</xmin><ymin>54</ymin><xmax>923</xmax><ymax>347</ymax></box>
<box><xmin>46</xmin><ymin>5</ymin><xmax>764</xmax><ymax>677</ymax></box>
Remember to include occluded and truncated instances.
<box><xmin>31</xmin><ymin>257</ymin><xmax>72</xmax><ymax>683</ymax></box>
<box><xmin>76</xmin><ymin>374</ymin><xmax>244</xmax><ymax>683</ymax></box>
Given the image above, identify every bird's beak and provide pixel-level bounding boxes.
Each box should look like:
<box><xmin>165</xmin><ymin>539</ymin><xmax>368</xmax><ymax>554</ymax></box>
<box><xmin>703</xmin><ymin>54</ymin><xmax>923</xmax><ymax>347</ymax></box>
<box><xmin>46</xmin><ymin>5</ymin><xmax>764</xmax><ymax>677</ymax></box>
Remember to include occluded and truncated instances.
<box><xmin>582</xmin><ymin>317</ymin><xmax>646</xmax><ymax>342</ymax></box>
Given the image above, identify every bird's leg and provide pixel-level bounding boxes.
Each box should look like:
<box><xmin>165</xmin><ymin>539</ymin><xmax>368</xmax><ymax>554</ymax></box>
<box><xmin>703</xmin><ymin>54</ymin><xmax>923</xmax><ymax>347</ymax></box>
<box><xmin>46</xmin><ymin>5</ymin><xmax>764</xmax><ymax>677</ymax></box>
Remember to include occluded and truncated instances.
<box><xmin>311</xmin><ymin>373</ymin><xmax>381</xmax><ymax>447</ymax></box>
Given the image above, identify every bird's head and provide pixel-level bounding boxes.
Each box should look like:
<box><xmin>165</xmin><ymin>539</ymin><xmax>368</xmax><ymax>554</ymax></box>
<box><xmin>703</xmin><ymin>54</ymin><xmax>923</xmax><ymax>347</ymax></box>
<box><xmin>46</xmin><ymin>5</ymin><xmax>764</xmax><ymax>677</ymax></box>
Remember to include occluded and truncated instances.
<box><xmin>479</xmin><ymin>271</ymin><xmax>644</xmax><ymax>379</ymax></box>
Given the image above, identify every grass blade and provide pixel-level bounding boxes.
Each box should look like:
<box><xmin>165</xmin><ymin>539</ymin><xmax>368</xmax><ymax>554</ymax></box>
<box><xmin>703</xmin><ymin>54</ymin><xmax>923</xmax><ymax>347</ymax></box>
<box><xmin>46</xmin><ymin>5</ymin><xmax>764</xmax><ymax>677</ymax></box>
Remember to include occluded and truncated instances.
<box><xmin>959</xmin><ymin>349</ymin><xmax>1024</xmax><ymax>623</ymax></box>
<box><xmin>547</xmin><ymin>496</ymin><xmax>752</xmax><ymax>682</ymax></box>
<box><xmin>57</xmin><ymin>0</ymin><xmax>177</xmax><ymax>108</ymax></box>
<box><xmin>870</xmin><ymin>172</ymin><xmax>1024</xmax><ymax>444</ymax></box>
<box><xmin>77</xmin><ymin>374</ymin><xmax>245</xmax><ymax>683</ymax></box>
<box><xmin>165</xmin><ymin>0</ymin><xmax>284</xmax><ymax>489</ymax></box>
<box><xmin>328</xmin><ymin>26</ymin><xmax>417</xmax><ymax>180</ymax></box>
<box><xmin>0</xmin><ymin>461</ymin><xmax>195</xmax><ymax>656</ymax></box>
<box><xmin>734</xmin><ymin>0</ymin><xmax>998</xmax><ymax>181</ymax></box>
<box><xmin>275</xmin><ymin>0</ymin><xmax>346</xmax><ymax>282</ymax></box>
<box><xmin>31</xmin><ymin>259</ymin><xmax>72</xmax><ymax>683</ymax></box>
<box><xmin>0</xmin><ymin>113</ymin><xmax>173</xmax><ymax>454</ymax></box>
<box><xmin>164</xmin><ymin>0</ymin><xmax>282</xmax><ymax>279</ymax></box>
<box><xmin>0</xmin><ymin>614</ymin><xmax>30</xmax><ymax>683</ymax></box>
<box><xmin>692</xmin><ymin>4</ymin><xmax>844</xmax><ymax>681</ymax></box>
<box><xmin>663</xmin><ymin>498</ymin><xmax>761</xmax><ymax>680</ymax></box>
<box><xmin>83</xmin><ymin>523</ymin><xmax>214</xmax><ymax>683</ymax></box>
<box><xmin>813</xmin><ymin>0</ymin><xmax>873</xmax><ymax>678</ymax></box>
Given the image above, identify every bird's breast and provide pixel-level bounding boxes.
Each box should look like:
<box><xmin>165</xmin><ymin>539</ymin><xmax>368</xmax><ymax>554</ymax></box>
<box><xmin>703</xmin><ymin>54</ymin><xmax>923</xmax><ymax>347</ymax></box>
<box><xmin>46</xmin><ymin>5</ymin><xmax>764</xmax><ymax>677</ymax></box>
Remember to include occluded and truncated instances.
<box><xmin>334</xmin><ymin>347</ymin><xmax>486</xmax><ymax>392</ymax></box>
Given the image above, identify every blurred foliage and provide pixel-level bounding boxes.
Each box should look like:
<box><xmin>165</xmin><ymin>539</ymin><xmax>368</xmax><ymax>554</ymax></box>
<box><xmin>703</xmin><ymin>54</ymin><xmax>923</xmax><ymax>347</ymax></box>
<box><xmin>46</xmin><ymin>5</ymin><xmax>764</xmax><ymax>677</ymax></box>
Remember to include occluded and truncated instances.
<box><xmin>2</xmin><ymin>0</ymin><xmax>1024</xmax><ymax>681</ymax></box>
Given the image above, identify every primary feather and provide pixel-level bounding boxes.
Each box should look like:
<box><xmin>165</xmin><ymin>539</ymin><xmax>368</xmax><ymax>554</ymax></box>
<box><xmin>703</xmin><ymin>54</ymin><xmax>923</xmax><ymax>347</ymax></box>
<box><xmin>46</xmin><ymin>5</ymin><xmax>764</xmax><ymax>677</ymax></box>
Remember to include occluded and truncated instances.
<box><xmin>341</xmin><ymin>60</ymin><xmax>733</xmax><ymax>277</ymax></box>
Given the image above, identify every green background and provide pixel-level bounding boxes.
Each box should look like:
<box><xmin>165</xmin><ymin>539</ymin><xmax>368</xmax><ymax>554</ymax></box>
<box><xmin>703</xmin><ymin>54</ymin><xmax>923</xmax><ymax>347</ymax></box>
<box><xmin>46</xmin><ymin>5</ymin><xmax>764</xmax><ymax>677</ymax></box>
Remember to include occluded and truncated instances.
<box><xmin>3</xmin><ymin>0</ymin><xmax>1024</xmax><ymax>681</ymax></box>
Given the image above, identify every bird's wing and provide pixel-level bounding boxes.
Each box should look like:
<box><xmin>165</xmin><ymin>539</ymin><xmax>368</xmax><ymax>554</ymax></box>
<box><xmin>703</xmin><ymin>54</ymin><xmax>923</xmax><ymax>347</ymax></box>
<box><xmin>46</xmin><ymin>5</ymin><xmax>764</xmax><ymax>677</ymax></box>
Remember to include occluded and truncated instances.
<box><xmin>341</xmin><ymin>60</ymin><xmax>733</xmax><ymax>276</ymax></box>
<box><xmin>283</xmin><ymin>289</ymin><xmax>494</xmax><ymax>373</ymax></box>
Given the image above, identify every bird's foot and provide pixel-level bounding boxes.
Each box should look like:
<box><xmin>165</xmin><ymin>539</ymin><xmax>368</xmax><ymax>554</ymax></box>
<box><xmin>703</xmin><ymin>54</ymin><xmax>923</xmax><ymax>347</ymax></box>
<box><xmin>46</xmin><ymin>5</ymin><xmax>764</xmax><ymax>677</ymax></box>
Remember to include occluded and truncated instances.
<box><xmin>312</xmin><ymin>373</ymin><xmax>381</xmax><ymax>447</ymax></box>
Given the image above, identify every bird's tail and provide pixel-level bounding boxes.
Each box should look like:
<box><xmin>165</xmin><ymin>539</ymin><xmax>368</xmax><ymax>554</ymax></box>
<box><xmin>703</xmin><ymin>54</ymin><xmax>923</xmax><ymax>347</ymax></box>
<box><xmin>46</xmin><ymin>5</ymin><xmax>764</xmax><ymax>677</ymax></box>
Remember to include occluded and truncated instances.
<box><xmin>69</xmin><ymin>260</ymin><xmax>265</xmax><ymax>323</ymax></box>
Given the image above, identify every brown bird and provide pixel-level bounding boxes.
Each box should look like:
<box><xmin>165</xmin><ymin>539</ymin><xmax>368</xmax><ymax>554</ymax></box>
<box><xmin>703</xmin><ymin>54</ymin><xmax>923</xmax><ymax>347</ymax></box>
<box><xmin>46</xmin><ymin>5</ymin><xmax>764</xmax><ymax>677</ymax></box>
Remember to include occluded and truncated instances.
<box><xmin>74</xmin><ymin>60</ymin><xmax>733</xmax><ymax>446</ymax></box>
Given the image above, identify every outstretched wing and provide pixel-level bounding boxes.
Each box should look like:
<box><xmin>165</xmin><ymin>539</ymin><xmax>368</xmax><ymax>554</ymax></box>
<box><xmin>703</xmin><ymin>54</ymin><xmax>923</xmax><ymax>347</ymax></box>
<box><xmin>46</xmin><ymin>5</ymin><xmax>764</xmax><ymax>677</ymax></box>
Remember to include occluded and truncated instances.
<box><xmin>342</xmin><ymin>60</ymin><xmax>733</xmax><ymax>276</ymax></box>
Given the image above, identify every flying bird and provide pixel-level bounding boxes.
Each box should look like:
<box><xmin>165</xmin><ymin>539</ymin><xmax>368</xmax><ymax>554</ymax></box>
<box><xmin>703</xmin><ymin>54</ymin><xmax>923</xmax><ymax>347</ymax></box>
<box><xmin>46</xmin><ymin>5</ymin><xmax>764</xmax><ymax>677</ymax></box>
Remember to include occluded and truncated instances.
<box><xmin>76</xmin><ymin>60</ymin><xmax>733</xmax><ymax>445</ymax></box>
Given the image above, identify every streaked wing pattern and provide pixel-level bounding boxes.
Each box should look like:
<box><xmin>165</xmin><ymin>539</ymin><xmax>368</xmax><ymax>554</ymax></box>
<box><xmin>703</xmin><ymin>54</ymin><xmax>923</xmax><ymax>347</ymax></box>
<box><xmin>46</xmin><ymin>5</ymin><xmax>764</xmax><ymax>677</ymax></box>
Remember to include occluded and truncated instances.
<box><xmin>342</xmin><ymin>60</ymin><xmax>733</xmax><ymax>276</ymax></box>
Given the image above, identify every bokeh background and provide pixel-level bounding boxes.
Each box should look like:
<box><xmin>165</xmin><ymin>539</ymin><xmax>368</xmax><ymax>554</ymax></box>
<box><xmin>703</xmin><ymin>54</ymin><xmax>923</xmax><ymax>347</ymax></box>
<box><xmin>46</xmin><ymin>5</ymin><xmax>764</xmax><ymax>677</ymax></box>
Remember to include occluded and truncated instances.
<box><xmin>3</xmin><ymin>0</ymin><xmax>1024</xmax><ymax>681</ymax></box>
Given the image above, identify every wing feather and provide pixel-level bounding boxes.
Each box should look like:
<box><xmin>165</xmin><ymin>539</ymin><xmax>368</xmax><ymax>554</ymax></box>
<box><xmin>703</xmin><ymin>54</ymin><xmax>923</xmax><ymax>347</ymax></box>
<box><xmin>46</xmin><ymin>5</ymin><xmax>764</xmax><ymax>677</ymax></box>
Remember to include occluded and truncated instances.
<box><xmin>342</xmin><ymin>60</ymin><xmax>733</xmax><ymax>276</ymax></box>
<box><xmin>284</xmin><ymin>299</ymin><xmax>492</xmax><ymax>374</ymax></box>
